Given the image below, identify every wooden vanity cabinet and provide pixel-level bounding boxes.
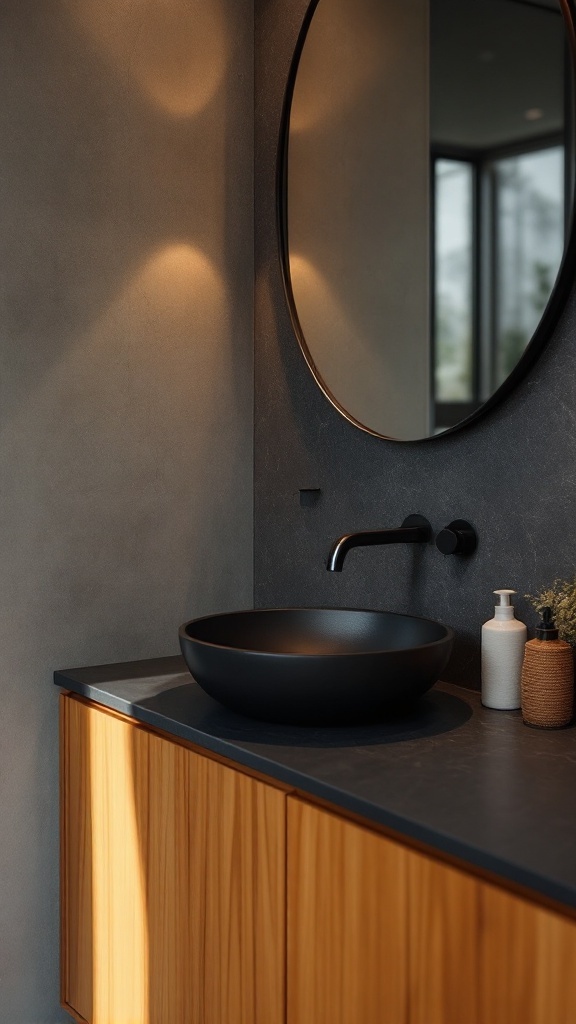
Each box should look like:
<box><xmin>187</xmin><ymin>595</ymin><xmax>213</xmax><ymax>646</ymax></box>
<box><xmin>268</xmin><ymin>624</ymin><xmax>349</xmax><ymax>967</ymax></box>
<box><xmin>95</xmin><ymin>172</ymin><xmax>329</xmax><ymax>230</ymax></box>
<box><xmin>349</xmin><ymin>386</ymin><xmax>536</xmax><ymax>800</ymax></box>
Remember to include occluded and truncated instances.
<box><xmin>287</xmin><ymin>797</ymin><xmax>576</xmax><ymax>1024</ymax></box>
<box><xmin>60</xmin><ymin>694</ymin><xmax>286</xmax><ymax>1024</ymax></box>
<box><xmin>61</xmin><ymin>694</ymin><xmax>576</xmax><ymax>1024</ymax></box>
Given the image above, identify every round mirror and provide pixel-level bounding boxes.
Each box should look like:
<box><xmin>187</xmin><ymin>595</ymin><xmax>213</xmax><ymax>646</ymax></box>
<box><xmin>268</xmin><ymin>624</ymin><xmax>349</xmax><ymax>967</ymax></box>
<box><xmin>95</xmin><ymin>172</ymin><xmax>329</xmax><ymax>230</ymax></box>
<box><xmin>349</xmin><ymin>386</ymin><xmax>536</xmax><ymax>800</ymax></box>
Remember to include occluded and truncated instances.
<box><xmin>280</xmin><ymin>0</ymin><xmax>576</xmax><ymax>440</ymax></box>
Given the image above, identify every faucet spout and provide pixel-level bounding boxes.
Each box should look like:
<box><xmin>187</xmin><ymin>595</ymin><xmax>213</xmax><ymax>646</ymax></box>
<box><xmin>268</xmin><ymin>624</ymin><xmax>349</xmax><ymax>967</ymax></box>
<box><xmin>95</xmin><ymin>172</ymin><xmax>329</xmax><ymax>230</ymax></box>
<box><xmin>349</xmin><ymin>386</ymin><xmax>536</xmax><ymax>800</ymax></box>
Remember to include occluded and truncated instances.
<box><xmin>327</xmin><ymin>514</ymin><xmax>431</xmax><ymax>572</ymax></box>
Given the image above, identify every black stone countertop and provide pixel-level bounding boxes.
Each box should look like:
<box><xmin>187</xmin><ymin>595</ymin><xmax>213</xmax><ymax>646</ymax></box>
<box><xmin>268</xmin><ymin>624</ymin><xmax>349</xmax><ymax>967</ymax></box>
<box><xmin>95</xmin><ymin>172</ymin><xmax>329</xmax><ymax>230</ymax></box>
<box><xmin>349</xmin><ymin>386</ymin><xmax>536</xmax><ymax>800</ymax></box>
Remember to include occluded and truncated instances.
<box><xmin>55</xmin><ymin>657</ymin><xmax>576</xmax><ymax>911</ymax></box>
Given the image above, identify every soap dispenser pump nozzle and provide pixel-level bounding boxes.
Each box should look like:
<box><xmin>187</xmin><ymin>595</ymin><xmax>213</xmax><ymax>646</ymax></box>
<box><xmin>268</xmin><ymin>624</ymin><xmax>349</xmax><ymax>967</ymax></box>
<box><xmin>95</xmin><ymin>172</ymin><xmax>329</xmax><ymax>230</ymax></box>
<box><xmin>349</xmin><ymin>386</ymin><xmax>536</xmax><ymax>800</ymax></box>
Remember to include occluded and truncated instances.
<box><xmin>535</xmin><ymin>606</ymin><xmax>559</xmax><ymax>641</ymax></box>
<box><xmin>493</xmin><ymin>589</ymin><xmax>516</xmax><ymax>619</ymax></box>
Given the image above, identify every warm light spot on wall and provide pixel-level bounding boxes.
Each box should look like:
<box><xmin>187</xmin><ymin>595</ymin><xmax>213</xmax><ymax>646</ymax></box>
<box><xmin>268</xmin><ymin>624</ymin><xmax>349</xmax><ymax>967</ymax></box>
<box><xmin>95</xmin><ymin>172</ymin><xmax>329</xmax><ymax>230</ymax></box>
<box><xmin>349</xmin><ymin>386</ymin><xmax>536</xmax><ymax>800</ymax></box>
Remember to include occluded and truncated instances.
<box><xmin>290</xmin><ymin>253</ymin><xmax>363</xmax><ymax>370</ymax></box>
<box><xmin>290</xmin><ymin>252</ymin><xmax>421</xmax><ymax>436</ymax></box>
<box><xmin>290</xmin><ymin>0</ymin><xmax>382</xmax><ymax>133</ymax></box>
<box><xmin>88</xmin><ymin>242</ymin><xmax>229</xmax><ymax>414</ymax></box>
<box><xmin>21</xmin><ymin>241</ymin><xmax>226</xmax><ymax>412</ymax></box>
<box><xmin>64</xmin><ymin>0</ymin><xmax>227</xmax><ymax>116</ymax></box>
<box><xmin>4</xmin><ymin>241</ymin><xmax>229</xmax><ymax>483</ymax></box>
<box><xmin>128</xmin><ymin>243</ymin><xmax>225</xmax><ymax>322</ymax></box>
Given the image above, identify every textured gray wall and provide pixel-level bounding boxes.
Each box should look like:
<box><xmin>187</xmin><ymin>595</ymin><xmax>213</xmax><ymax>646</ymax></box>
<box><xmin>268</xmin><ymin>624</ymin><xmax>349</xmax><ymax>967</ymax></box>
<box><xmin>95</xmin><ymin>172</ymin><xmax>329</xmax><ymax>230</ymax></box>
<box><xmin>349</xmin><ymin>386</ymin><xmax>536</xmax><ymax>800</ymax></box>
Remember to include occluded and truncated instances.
<box><xmin>0</xmin><ymin>0</ymin><xmax>253</xmax><ymax>1020</ymax></box>
<box><xmin>255</xmin><ymin>0</ymin><xmax>576</xmax><ymax>688</ymax></box>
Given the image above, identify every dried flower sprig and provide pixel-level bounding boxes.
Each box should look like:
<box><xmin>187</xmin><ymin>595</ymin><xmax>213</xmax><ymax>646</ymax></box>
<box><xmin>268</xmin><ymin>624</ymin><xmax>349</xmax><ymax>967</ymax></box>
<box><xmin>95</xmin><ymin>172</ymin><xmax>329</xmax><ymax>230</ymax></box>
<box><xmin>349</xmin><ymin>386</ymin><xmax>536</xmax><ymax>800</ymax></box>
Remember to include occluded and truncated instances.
<box><xmin>525</xmin><ymin>576</ymin><xmax>576</xmax><ymax>646</ymax></box>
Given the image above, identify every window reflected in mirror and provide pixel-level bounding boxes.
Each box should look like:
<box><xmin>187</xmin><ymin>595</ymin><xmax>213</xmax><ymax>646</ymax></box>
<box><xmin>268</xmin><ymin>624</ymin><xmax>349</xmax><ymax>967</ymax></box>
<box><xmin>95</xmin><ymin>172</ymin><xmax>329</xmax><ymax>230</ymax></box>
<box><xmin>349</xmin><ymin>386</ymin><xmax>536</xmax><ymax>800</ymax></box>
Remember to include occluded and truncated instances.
<box><xmin>433</xmin><ymin>146</ymin><xmax>566</xmax><ymax>432</ymax></box>
<box><xmin>495</xmin><ymin>147</ymin><xmax>564</xmax><ymax>385</ymax></box>
<box><xmin>434</xmin><ymin>159</ymin><xmax>474</xmax><ymax>409</ymax></box>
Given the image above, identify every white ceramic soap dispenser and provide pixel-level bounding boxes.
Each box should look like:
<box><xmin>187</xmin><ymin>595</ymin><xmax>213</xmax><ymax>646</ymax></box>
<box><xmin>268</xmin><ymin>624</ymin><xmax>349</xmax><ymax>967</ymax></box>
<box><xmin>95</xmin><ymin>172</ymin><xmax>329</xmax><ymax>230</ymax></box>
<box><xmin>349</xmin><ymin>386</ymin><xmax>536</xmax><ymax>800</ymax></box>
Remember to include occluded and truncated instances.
<box><xmin>481</xmin><ymin>589</ymin><xmax>527</xmax><ymax>709</ymax></box>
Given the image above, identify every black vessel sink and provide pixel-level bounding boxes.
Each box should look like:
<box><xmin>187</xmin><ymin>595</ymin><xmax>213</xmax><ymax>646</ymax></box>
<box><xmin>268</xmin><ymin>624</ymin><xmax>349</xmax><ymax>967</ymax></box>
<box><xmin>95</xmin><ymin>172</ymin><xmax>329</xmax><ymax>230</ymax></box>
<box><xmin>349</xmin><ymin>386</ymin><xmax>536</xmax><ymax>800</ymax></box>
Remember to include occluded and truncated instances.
<box><xmin>179</xmin><ymin>608</ymin><xmax>454</xmax><ymax>725</ymax></box>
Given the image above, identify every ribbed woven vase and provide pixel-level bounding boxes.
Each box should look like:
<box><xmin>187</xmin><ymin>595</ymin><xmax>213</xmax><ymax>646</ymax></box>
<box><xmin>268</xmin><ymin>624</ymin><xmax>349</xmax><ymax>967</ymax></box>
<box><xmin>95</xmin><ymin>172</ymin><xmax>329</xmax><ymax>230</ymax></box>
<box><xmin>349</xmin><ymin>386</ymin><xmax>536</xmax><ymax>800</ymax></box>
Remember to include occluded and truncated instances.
<box><xmin>521</xmin><ymin>639</ymin><xmax>574</xmax><ymax>729</ymax></box>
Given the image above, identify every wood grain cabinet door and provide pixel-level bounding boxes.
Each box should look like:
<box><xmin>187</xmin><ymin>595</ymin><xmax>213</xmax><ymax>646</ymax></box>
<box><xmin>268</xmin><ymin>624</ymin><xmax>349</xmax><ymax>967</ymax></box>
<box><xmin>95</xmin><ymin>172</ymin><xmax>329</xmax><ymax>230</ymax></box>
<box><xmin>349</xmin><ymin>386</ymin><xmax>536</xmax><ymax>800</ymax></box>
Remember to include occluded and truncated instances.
<box><xmin>287</xmin><ymin>798</ymin><xmax>483</xmax><ymax>1024</ymax></box>
<box><xmin>404</xmin><ymin>843</ymin><xmax>576</xmax><ymax>1024</ymax></box>
<box><xmin>479</xmin><ymin>879</ymin><xmax>576</xmax><ymax>1024</ymax></box>
<box><xmin>287</xmin><ymin>796</ymin><xmax>409</xmax><ymax>1024</ymax></box>
<box><xmin>286</xmin><ymin>798</ymin><xmax>576</xmax><ymax>1024</ymax></box>
<box><xmin>60</xmin><ymin>694</ymin><xmax>286</xmax><ymax>1024</ymax></box>
<box><xmin>406</xmin><ymin>847</ymin><xmax>480</xmax><ymax>1024</ymax></box>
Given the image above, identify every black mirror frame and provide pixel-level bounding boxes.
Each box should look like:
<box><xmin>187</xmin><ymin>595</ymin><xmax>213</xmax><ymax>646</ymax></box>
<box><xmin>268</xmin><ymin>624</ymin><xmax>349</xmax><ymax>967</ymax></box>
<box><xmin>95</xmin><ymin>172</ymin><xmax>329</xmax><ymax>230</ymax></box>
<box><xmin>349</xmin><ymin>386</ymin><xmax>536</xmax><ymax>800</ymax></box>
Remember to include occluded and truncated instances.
<box><xmin>277</xmin><ymin>0</ymin><xmax>576</xmax><ymax>443</ymax></box>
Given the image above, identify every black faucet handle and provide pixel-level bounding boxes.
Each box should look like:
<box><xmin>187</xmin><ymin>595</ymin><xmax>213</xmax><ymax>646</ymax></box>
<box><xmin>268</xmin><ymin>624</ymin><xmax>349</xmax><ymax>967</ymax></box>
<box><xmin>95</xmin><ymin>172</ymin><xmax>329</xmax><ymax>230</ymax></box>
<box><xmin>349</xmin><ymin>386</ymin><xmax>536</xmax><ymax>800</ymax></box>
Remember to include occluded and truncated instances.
<box><xmin>435</xmin><ymin>519</ymin><xmax>477</xmax><ymax>556</ymax></box>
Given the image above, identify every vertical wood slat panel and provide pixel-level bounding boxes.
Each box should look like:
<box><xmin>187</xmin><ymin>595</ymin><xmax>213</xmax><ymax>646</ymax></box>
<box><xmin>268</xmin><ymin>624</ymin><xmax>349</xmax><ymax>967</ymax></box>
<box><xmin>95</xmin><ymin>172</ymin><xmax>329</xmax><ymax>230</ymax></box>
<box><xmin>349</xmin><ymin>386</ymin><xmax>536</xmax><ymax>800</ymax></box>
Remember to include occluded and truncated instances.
<box><xmin>479</xmin><ymin>881</ymin><xmax>576</xmax><ymax>1024</ymax></box>
<box><xmin>202</xmin><ymin>752</ymin><xmax>286</xmax><ymax>1024</ymax></box>
<box><xmin>144</xmin><ymin>729</ymin><xmax>196</xmax><ymax>1024</ymax></box>
<box><xmin>407</xmin><ymin>844</ymin><xmax>576</xmax><ymax>1024</ymax></box>
<box><xmin>407</xmin><ymin>848</ymin><xmax>480</xmax><ymax>1024</ymax></box>
<box><xmin>63</xmin><ymin>696</ymin><xmax>150</xmax><ymax>1024</ymax></box>
<box><xmin>61</xmin><ymin>694</ymin><xmax>93</xmax><ymax>1023</ymax></box>
<box><xmin>61</xmin><ymin>694</ymin><xmax>286</xmax><ymax>1024</ymax></box>
<box><xmin>287</xmin><ymin>796</ymin><xmax>408</xmax><ymax>1024</ymax></box>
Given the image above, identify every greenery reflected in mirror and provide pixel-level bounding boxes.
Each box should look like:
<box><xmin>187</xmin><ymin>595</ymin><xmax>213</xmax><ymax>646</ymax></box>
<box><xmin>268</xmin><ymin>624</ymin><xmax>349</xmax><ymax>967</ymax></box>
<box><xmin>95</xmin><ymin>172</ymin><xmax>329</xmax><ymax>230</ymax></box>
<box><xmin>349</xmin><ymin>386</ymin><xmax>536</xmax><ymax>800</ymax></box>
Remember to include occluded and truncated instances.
<box><xmin>284</xmin><ymin>0</ymin><xmax>572</xmax><ymax>440</ymax></box>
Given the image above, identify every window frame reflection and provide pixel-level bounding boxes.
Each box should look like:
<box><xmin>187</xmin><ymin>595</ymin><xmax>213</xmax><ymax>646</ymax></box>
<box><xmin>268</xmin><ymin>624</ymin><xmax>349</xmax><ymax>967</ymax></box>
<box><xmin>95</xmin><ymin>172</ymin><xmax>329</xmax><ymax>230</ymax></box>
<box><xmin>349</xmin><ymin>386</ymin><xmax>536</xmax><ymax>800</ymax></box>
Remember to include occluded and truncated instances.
<box><xmin>433</xmin><ymin>133</ymin><xmax>568</xmax><ymax>433</ymax></box>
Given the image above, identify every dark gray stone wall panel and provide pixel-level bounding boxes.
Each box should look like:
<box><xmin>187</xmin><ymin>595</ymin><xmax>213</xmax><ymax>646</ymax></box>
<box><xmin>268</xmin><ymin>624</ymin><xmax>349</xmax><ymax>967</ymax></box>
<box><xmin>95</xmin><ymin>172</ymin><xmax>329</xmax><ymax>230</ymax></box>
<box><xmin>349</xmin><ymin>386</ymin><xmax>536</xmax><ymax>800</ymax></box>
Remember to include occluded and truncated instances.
<box><xmin>255</xmin><ymin>0</ymin><xmax>576</xmax><ymax>689</ymax></box>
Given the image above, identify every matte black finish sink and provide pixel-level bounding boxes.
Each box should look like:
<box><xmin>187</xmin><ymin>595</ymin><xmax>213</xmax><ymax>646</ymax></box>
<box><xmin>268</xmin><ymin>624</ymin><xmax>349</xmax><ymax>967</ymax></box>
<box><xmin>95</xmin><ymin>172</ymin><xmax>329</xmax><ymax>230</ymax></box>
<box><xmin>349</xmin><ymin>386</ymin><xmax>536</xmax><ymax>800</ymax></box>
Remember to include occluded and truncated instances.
<box><xmin>179</xmin><ymin>608</ymin><xmax>454</xmax><ymax>725</ymax></box>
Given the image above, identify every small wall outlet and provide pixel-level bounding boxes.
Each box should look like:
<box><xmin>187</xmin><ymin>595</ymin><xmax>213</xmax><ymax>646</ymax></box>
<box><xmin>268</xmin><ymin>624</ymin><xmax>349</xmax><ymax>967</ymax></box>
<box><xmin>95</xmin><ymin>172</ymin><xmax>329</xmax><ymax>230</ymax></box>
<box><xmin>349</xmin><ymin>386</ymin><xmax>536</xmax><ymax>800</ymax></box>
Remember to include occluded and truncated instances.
<box><xmin>299</xmin><ymin>488</ymin><xmax>322</xmax><ymax>508</ymax></box>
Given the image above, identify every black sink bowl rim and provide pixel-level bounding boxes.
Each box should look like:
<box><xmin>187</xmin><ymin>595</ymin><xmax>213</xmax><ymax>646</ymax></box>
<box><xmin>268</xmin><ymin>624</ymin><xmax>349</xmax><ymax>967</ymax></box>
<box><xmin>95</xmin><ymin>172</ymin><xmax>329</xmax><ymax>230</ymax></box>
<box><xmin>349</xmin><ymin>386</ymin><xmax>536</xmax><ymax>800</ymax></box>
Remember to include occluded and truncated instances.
<box><xmin>178</xmin><ymin>608</ymin><xmax>455</xmax><ymax>725</ymax></box>
<box><xmin>179</xmin><ymin>607</ymin><xmax>453</xmax><ymax>656</ymax></box>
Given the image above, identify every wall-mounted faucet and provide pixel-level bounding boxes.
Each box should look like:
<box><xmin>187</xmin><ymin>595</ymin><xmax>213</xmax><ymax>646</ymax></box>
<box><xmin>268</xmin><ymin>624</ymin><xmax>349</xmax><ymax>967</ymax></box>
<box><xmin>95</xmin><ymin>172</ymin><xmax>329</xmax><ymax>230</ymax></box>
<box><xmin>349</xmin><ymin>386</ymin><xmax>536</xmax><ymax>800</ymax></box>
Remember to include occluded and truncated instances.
<box><xmin>327</xmin><ymin>514</ymin><xmax>431</xmax><ymax>572</ymax></box>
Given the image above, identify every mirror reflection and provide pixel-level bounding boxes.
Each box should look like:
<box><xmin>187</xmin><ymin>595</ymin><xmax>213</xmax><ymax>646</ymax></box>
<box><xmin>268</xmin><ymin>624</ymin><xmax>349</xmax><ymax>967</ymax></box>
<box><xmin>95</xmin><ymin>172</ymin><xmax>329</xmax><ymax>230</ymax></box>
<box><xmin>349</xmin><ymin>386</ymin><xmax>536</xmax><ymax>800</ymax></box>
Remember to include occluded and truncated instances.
<box><xmin>285</xmin><ymin>0</ymin><xmax>572</xmax><ymax>439</ymax></box>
